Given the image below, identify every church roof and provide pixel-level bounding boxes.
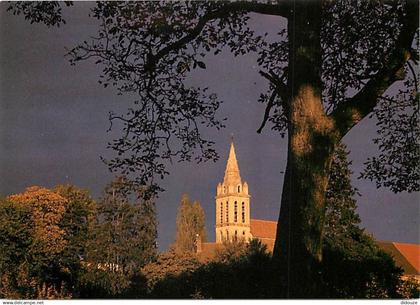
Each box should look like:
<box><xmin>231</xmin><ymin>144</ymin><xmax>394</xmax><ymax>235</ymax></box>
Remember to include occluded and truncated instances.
<box><xmin>223</xmin><ymin>142</ymin><xmax>242</xmax><ymax>186</ymax></box>
<box><xmin>197</xmin><ymin>219</ymin><xmax>278</xmax><ymax>260</ymax></box>
<box><xmin>250</xmin><ymin>219</ymin><xmax>277</xmax><ymax>239</ymax></box>
<box><xmin>249</xmin><ymin>219</ymin><xmax>420</xmax><ymax>277</ymax></box>
<box><xmin>250</xmin><ymin>219</ymin><xmax>277</xmax><ymax>252</ymax></box>
<box><xmin>376</xmin><ymin>241</ymin><xmax>420</xmax><ymax>275</ymax></box>
<box><xmin>394</xmin><ymin>242</ymin><xmax>420</xmax><ymax>272</ymax></box>
<box><xmin>198</xmin><ymin>221</ymin><xmax>419</xmax><ymax>277</ymax></box>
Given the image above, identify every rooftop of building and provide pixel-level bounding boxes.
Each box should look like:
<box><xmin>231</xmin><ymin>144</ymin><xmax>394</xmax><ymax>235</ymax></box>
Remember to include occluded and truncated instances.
<box><xmin>199</xmin><ymin>141</ymin><xmax>419</xmax><ymax>277</ymax></box>
<box><xmin>250</xmin><ymin>219</ymin><xmax>277</xmax><ymax>239</ymax></box>
<box><xmin>198</xmin><ymin>219</ymin><xmax>420</xmax><ymax>277</ymax></box>
<box><xmin>376</xmin><ymin>241</ymin><xmax>420</xmax><ymax>275</ymax></box>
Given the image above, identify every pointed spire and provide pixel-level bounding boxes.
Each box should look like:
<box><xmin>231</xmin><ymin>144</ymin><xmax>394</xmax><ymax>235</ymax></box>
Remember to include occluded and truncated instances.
<box><xmin>223</xmin><ymin>141</ymin><xmax>242</xmax><ymax>186</ymax></box>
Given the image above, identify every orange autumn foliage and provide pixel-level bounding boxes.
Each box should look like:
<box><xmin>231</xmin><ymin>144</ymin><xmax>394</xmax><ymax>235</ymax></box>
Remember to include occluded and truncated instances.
<box><xmin>8</xmin><ymin>186</ymin><xmax>68</xmax><ymax>256</ymax></box>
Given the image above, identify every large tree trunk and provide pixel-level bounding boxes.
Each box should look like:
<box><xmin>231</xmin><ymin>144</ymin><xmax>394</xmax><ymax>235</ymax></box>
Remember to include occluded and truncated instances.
<box><xmin>272</xmin><ymin>1</ymin><xmax>339</xmax><ymax>297</ymax></box>
<box><xmin>271</xmin><ymin>1</ymin><xmax>419</xmax><ymax>297</ymax></box>
<box><xmin>273</xmin><ymin>131</ymin><xmax>336</xmax><ymax>297</ymax></box>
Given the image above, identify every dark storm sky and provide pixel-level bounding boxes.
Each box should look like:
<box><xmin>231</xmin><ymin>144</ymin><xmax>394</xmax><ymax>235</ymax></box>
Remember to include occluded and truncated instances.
<box><xmin>0</xmin><ymin>2</ymin><xmax>418</xmax><ymax>251</ymax></box>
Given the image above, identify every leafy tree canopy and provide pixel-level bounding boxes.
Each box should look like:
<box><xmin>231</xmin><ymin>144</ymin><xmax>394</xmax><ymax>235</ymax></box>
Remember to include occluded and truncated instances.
<box><xmin>8</xmin><ymin>1</ymin><xmax>417</xmax><ymax>194</ymax></box>
<box><xmin>141</xmin><ymin>249</ymin><xmax>202</xmax><ymax>294</ymax></box>
<box><xmin>1</xmin><ymin>185</ymin><xmax>95</xmax><ymax>298</ymax></box>
<box><xmin>81</xmin><ymin>177</ymin><xmax>157</xmax><ymax>296</ymax></box>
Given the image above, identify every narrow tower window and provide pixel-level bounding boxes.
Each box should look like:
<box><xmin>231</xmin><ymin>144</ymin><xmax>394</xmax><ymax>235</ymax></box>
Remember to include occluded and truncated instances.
<box><xmin>235</xmin><ymin>230</ymin><xmax>238</xmax><ymax>241</ymax></box>
<box><xmin>234</xmin><ymin>201</ymin><xmax>238</xmax><ymax>222</ymax></box>
<box><xmin>220</xmin><ymin>202</ymin><xmax>223</xmax><ymax>223</ymax></box>
<box><xmin>238</xmin><ymin>185</ymin><xmax>240</xmax><ymax>193</ymax></box>
<box><xmin>226</xmin><ymin>201</ymin><xmax>229</xmax><ymax>223</ymax></box>
<box><xmin>226</xmin><ymin>230</ymin><xmax>229</xmax><ymax>240</ymax></box>
<box><xmin>242</xmin><ymin>202</ymin><xmax>245</xmax><ymax>223</ymax></box>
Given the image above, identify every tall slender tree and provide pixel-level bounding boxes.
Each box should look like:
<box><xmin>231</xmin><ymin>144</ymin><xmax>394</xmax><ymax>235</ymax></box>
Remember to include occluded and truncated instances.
<box><xmin>321</xmin><ymin>145</ymin><xmax>404</xmax><ymax>297</ymax></box>
<box><xmin>191</xmin><ymin>201</ymin><xmax>207</xmax><ymax>243</ymax></box>
<box><xmin>83</xmin><ymin>177</ymin><xmax>157</xmax><ymax>295</ymax></box>
<box><xmin>324</xmin><ymin>144</ymin><xmax>362</xmax><ymax>243</ymax></box>
<box><xmin>54</xmin><ymin>185</ymin><xmax>97</xmax><ymax>296</ymax></box>
<box><xmin>174</xmin><ymin>194</ymin><xmax>207</xmax><ymax>254</ymax></box>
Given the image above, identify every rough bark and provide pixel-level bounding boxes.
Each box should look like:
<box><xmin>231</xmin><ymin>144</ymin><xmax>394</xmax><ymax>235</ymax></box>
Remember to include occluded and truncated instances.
<box><xmin>272</xmin><ymin>0</ymin><xmax>418</xmax><ymax>297</ymax></box>
<box><xmin>272</xmin><ymin>1</ymin><xmax>339</xmax><ymax>297</ymax></box>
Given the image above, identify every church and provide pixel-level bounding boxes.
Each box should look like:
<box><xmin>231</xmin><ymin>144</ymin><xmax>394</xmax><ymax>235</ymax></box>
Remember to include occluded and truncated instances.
<box><xmin>196</xmin><ymin>141</ymin><xmax>419</xmax><ymax>280</ymax></box>
<box><xmin>196</xmin><ymin>141</ymin><xmax>277</xmax><ymax>260</ymax></box>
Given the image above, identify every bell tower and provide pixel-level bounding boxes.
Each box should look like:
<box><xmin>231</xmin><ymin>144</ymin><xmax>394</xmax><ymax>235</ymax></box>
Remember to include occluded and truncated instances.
<box><xmin>215</xmin><ymin>141</ymin><xmax>251</xmax><ymax>243</ymax></box>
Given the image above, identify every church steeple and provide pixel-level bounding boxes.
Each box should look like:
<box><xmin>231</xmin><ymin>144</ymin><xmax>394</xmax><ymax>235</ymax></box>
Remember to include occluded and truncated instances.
<box><xmin>223</xmin><ymin>141</ymin><xmax>242</xmax><ymax>187</ymax></box>
<box><xmin>215</xmin><ymin>140</ymin><xmax>251</xmax><ymax>243</ymax></box>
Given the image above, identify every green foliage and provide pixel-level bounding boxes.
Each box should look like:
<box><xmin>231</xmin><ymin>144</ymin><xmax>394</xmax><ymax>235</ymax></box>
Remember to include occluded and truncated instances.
<box><xmin>397</xmin><ymin>277</ymin><xmax>420</xmax><ymax>299</ymax></box>
<box><xmin>0</xmin><ymin>198</ymin><xmax>34</xmax><ymax>298</ymax></box>
<box><xmin>4</xmin><ymin>187</ymin><xmax>72</xmax><ymax>298</ymax></box>
<box><xmin>325</xmin><ymin>143</ymin><xmax>362</xmax><ymax>244</ymax></box>
<box><xmin>174</xmin><ymin>194</ymin><xmax>207</xmax><ymax>254</ymax></box>
<box><xmin>214</xmin><ymin>239</ymin><xmax>248</xmax><ymax>263</ymax></box>
<box><xmin>0</xmin><ymin>186</ymin><xmax>94</xmax><ymax>298</ymax></box>
<box><xmin>141</xmin><ymin>249</ymin><xmax>202</xmax><ymax>294</ymax></box>
<box><xmin>54</xmin><ymin>185</ymin><xmax>97</xmax><ymax>296</ymax></box>
<box><xmin>320</xmin><ymin>231</ymin><xmax>404</xmax><ymax>298</ymax></box>
<box><xmin>0</xmin><ymin>176</ymin><xmax>412</xmax><ymax>299</ymax></box>
<box><xmin>0</xmin><ymin>182</ymin><xmax>157</xmax><ymax>299</ymax></box>
<box><xmin>319</xmin><ymin>145</ymin><xmax>405</xmax><ymax>298</ymax></box>
<box><xmin>191</xmin><ymin>201</ymin><xmax>207</xmax><ymax>242</ymax></box>
<box><xmin>79</xmin><ymin>177</ymin><xmax>157</xmax><ymax>297</ymax></box>
<box><xmin>83</xmin><ymin>227</ymin><xmax>272</xmax><ymax>299</ymax></box>
<box><xmin>192</xmin><ymin>144</ymin><xmax>413</xmax><ymax>298</ymax></box>
<box><xmin>148</xmin><ymin>239</ymin><xmax>275</xmax><ymax>298</ymax></box>
<box><xmin>361</xmin><ymin>77</ymin><xmax>419</xmax><ymax>193</ymax></box>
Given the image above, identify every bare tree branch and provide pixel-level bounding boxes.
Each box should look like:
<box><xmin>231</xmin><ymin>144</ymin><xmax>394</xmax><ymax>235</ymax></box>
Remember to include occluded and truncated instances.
<box><xmin>257</xmin><ymin>90</ymin><xmax>277</xmax><ymax>134</ymax></box>
<box><xmin>259</xmin><ymin>70</ymin><xmax>288</xmax><ymax>101</ymax></box>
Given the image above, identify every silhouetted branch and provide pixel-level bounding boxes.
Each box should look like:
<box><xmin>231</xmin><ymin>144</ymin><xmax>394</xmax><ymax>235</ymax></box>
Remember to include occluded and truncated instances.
<box><xmin>146</xmin><ymin>2</ymin><xmax>289</xmax><ymax>70</ymax></box>
<box><xmin>330</xmin><ymin>0</ymin><xmax>419</xmax><ymax>137</ymax></box>
<box><xmin>259</xmin><ymin>70</ymin><xmax>288</xmax><ymax>101</ymax></box>
<box><xmin>257</xmin><ymin>90</ymin><xmax>277</xmax><ymax>134</ymax></box>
